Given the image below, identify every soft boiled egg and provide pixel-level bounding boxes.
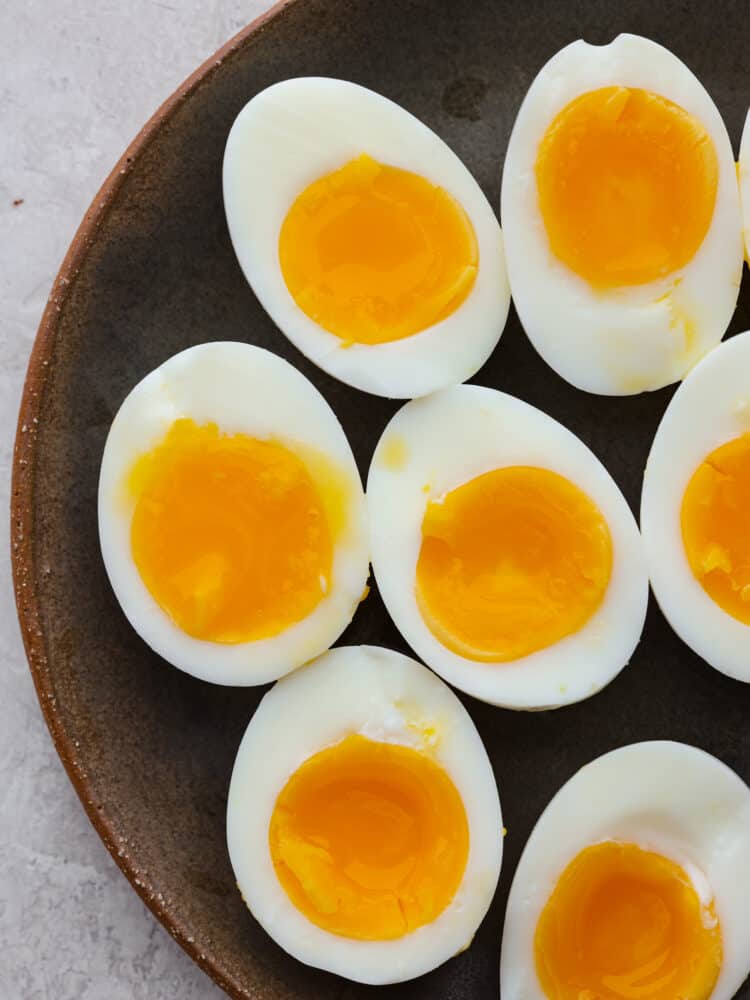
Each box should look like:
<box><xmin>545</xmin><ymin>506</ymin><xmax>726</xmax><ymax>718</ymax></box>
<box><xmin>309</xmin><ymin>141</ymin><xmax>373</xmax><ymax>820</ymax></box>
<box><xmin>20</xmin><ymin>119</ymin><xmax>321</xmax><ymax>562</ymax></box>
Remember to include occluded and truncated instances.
<box><xmin>223</xmin><ymin>78</ymin><xmax>510</xmax><ymax>398</ymax></box>
<box><xmin>98</xmin><ymin>342</ymin><xmax>369</xmax><ymax>685</ymax></box>
<box><xmin>738</xmin><ymin>109</ymin><xmax>750</xmax><ymax>260</ymax></box>
<box><xmin>367</xmin><ymin>385</ymin><xmax>648</xmax><ymax>710</ymax></box>
<box><xmin>500</xmin><ymin>741</ymin><xmax>750</xmax><ymax>1000</ymax></box>
<box><xmin>641</xmin><ymin>330</ymin><xmax>750</xmax><ymax>681</ymax></box>
<box><xmin>226</xmin><ymin>645</ymin><xmax>503</xmax><ymax>984</ymax></box>
<box><xmin>501</xmin><ymin>34</ymin><xmax>743</xmax><ymax>395</ymax></box>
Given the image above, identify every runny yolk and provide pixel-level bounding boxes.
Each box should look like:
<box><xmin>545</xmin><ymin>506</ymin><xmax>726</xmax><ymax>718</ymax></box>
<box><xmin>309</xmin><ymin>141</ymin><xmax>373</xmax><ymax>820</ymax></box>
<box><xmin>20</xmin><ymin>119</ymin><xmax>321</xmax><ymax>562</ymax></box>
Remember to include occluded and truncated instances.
<box><xmin>128</xmin><ymin>418</ymin><xmax>333</xmax><ymax>643</ymax></box>
<box><xmin>535</xmin><ymin>841</ymin><xmax>722</xmax><ymax>1000</ymax></box>
<box><xmin>681</xmin><ymin>432</ymin><xmax>750</xmax><ymax>624</ymax></box>
<box><xmin>415</xmin><ymin>466</ymin><xmax>612</xmax><ymax>662</ymax></box>
<box><xmin>535</xmin><ymin>87</ymin><xmax>718</xmax><ymax>289</ymax></box>
<box><xmin>268</xmin><ymin>733</ymin><xmax>469</xmax><ymax>940</ymax></box>
<box><xmin>278</xmin><ymin>153</ymin><xmax>478</xmax><ymax>345</ymax></box>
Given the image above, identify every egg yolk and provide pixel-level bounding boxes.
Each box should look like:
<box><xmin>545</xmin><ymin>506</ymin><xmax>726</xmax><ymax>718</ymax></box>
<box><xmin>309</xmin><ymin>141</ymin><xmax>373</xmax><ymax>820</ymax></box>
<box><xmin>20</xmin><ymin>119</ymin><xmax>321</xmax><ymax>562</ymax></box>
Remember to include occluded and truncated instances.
<box><xmin>128</xmin><ymin>418</ymin><xmax>333</xmax><ymax>643</ymax></box>
<box><xmin>278</xmin><ymin>153</ymin><xmax>478</xmax><ymax>345</ymax></box>
<box><xmin>536</xmin><ymin>87</ymin><xmax>718</xmax><ymax>289</ymax></box>
<box><xmin>416</xmin><ymin>466</ymin><xmax>612</xmax><ymax>662</ymax></box>
<box><xmin>268</xmin><ymin>733</ymin><xmax>469</xmax><ymax>940</ymax></box>
<box><xmin>681</xmin><ymin>432</ymin><xmax>750</xmax><ymax>624</ymax></box>
<box><xmin>535</xmin><ymin>841</ymin><xmax>722</xmax><ymax>1000</ymax></box>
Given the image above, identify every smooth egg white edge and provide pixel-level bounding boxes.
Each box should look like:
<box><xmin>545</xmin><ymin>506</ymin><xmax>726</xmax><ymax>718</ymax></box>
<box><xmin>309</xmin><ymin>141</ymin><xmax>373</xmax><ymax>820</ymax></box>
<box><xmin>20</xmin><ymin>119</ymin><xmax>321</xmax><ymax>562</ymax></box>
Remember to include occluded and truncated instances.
<box><xmin>501</xmin><ymin>33</ymin><xmax>743</xmax><ymax>396</ymax></box>
<box><xmin>98</xmin><ymin>342</ymin><xmax>369</xmax><ymax>686</ymax></box>
<box><xmin>500</xmin><ymin>741</ymin><xmax>750</xmax><ymax>1000</ymax></box>
<box><xmin>223</xmin><ymin>77</ymin><xmax>510</xmax><ymax>399</ymax></box>
<box><xmin>641</xmin><ymin>330</ymin><xmax>750</xmax><ymax>681</ymax></box>
<box><xmin>226</xmin><ymin>645</ymin><xmax>503</xmax><ymax>985</ymax></box>
<box><xmin>366</xmin><ymin>385</ymin><xmax>649</xmax><ymax>710</ymax></box>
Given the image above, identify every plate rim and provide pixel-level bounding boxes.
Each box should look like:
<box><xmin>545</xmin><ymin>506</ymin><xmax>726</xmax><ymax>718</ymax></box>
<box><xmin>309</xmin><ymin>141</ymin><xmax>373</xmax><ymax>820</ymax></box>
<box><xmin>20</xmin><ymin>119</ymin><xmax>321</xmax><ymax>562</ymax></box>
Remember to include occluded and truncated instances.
<box><xmin>10</xmin><ymin>3</ymin><xmax>301</xmax><ymax>996</ymax></box>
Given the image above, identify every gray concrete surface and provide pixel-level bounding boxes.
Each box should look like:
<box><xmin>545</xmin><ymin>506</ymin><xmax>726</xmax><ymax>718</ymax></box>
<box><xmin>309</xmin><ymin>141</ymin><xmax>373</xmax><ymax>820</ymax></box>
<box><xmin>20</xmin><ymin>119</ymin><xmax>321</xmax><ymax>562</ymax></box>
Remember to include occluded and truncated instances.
<box><xmin>1</xmin><ymin>3</ymin><xmax>273</xmax><ymax>996</ymax></box>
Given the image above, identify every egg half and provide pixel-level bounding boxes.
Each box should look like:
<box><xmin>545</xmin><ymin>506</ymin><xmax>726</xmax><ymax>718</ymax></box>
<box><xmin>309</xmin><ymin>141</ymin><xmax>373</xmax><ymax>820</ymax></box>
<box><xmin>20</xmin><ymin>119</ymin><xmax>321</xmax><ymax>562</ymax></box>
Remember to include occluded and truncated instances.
<box><xmin>98</xmin><ymin>342</ymin><xmax>369</xmax><ymax>685</ymax></box>
<box><xmin>367</xmin><ymin>385</ymin><xmax>648</xmax><ymax>709</ymax></box>
<box><xmin>738</xmin><ymin>108</ymin><xmax>750</xmax><ymax>261</ymax></box>
<box><xmin>641</xmin><ymin>330</ymin><xmax>750</xmax><ymax>681</ymax></box>
<box><xmin>223</xmin><ymin>78</ymin><xmax>510</xmax><ymax>398</ymax></box>
<box><xmin>501</xmin><ymin>34</ymin><xmax>742</xmax><ymax>395</ymax></box>
<box><xmin>500</xmin><ymin>741</ymin><xmax>750</xmax><ymax>1000</ymax></box>
<box><xmin>226</xmin><ymin>644</ymin><xmax>503</xmax><ymax>984</ymax></box>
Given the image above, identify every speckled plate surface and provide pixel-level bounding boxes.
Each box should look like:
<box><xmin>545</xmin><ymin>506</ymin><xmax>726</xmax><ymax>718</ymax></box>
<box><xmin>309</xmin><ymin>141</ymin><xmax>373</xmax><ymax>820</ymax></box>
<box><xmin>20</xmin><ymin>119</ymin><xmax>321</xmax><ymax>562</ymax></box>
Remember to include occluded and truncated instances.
<box><xmin>11</xmin><ymin>0</ymin><xmax>750</xmax><ymax>997</ymax></box>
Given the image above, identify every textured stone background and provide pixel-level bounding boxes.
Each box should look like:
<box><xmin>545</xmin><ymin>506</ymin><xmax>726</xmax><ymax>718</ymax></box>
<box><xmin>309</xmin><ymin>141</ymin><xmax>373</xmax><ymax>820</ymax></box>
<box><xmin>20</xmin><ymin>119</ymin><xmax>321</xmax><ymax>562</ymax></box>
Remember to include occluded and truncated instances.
<box><xmin>1</xmin><ymin>3</ymin><xmax>272</xmax><ymax>996</ymax></box>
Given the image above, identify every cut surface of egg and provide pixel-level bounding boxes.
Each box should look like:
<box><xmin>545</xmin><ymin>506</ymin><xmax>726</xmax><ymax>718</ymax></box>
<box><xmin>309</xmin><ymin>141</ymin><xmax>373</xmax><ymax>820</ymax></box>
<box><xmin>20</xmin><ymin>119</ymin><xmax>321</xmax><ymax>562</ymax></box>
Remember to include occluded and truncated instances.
<box><xmin>641</xmin><ymin>330</ymin><xmax>750</xmax><ymax>681</ymax></box>
<box><xmin>738</xmin><ymin>109</ymin><xmax>750</xmax><ymax>261</ymax></box>
<box><xmin>226</xmin><ymin>645</ymin><xmax>503</xmax><ymax>984</ymax></box>
<box><xmin>500</xmin><ymin>742</ymin><xmax>750</xmax><ymax>1000</ymax></box>
<box><xmin>367</xmin><ymin>385</ymin><xmax>648</xmax><ymax>709</ymax></box>
<box><xmin>98</xmin><ymin>342</ymin><xmax>369</xmax><ymax>685</ymax></box>
<box><xmin>501</xmin><ymin>34</ymin><xmax>742</xmax><ymax>395</ymax></box>
<box><xmin>223</xmin><ymin>78</ymin><xmax>510</xmax><ymax>398</ymax></box>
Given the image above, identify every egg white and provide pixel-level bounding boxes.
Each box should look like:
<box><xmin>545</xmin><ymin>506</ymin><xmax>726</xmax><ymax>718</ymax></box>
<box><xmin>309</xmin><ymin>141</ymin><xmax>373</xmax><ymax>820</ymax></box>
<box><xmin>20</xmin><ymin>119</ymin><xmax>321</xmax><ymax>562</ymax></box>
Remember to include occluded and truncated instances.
<box><xmin>500</xmin><ymin>741</ymin><xmax>750</xmax><ymax>1000</ymax></box>
<box><xmin>738</xmin><ymin>108</ymin><xmax>750</xmax><ymax>261</ymax></box>
<box><xmin>98</xmin><ymin>342</ymin><xmax>369</xmax><ymax>686</ymax></box>
<box><xmin>366</xmin><ymin>385</ymin><xmax>648</xmax><ymax>710</ymax></box>
<box><xmin>226</xmin><ymin>644</ymin><xmax>503</xmax><ymax>984</ymax></box>
<box><xmin>223</xmin><ymin>77</ymin><xmax>510</xmax><ymax>399</ymax></box>
<box><xmin>641</xmin><ymin>330</ymin><xmax>750</xmax><ymax>681</ymax></box>
<box><xmin>501</xmin><ymin>33</ymin><xmax>743</xmax><ymax>396</ymax></box>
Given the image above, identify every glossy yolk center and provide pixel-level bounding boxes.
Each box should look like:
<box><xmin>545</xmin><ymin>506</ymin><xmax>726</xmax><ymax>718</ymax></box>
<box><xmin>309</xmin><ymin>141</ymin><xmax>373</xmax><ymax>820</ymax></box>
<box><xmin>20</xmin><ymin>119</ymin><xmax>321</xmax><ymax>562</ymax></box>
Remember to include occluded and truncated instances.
<box><xmin>278</xmin><ymin>153</ymin><xmax>478</xmax><ymax>345</ymax></box>
<box><xmin>535</xmin><ymin>841</ymin><xmax>722</xmax><ymax>1000</ymax></box>
<box><xmin>535</xmin><ymin>87</ymin><xmax>718</xmax><ymax>289</ymax></box>
<box><xmin>268</xmin><ymin>733</ymin><xmax>469</xmax><ymax>940</ymax></box>
<box><xmin>681</xmin><ymin>432</ymin><xmax>750</xmax><ymax>624</ymax></box>
<box><xmin>415</xmin><ymin>466</ymin><xmax>612</xmax><ymax>662</ymax></box>
<box><xmin>128</xmin><ymin>418</ymin><xmax>333</xmax><ymax>643</ymax></box>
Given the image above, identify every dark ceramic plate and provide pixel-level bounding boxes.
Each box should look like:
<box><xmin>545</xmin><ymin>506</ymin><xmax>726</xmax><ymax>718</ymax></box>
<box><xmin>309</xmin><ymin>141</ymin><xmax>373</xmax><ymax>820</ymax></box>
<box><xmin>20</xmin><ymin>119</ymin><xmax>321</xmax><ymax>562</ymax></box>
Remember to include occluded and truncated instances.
<box><xmin>12</xmin><ymin>0</ymin><xmax>750</xmax><ymax>996</ymax></box>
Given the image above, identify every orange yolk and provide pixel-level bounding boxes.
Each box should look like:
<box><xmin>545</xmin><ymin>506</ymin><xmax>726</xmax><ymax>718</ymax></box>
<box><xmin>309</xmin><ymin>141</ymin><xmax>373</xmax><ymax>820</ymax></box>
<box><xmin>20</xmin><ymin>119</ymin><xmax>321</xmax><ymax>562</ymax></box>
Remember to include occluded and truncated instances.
<box><xmin>128</xmin><ymin>418</ymin><xmax>333</xmax><ymax>643</ymax></box>
<box><xmin>416</xmin><ymin>466</ymin><xmax>612</xmax><ymax>662</ymax></box>
<box><xmin>278</xmin><ymin>153</ymin><xmax>478</xmax><ymax>345</ymax></box>
<box><xmin>268</xmin><ymin>733</ymin><xmax>469</xmax><ymax>940</ymax></box>
<box><xmin>536</xmin><ymin>87</ymin><xmax>718</xmax><ymax>289</ymax></box>
<box><xmin>535</xmin><ymin>841</ymin><xmax>722</xmax><ymax>1000</ymax></box>
<box><xmin>681</xmin><ymin>432</ymin><xmax>750</xmax><ymax>624</ymax></box>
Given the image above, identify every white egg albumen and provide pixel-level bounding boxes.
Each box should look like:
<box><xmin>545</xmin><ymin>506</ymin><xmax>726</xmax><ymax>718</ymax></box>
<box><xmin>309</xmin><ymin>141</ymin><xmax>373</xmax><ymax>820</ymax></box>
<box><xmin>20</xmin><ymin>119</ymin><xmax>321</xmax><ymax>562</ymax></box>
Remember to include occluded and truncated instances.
<box><xmin>366</xmin><ymin>385</ymin><xmax>648</xmax><ymax>710</ymax></box>
<box><xmin>98</xmin><ymin>342</ymin><xmax>369</xmax><ymax>686</ymax></box>
<box><xmin>641</xmin><ymin>331</ymin><xmax>750</xmax><ymax>681</ymax></box>
<box><xmin>501</xmin><ymin>33</ymin><xmax>743</xmax><ymax>396</ymax></box>
<box><xmin>500</xmin><ymin>741</ymin><xmax>750</xmax><ymax>1000</ymax></box>
<box><xmin>226</xmin><ymin>645</ymin><xmax>503</xmax><ymax>984</ymax></box>
<box><xmin>223</xmin><ymin>78</ymin><xmax>510</xmax><ymax>398</ymax></box>
<box><xmin>739</xmin><ymin>108</ymin><xmax>750</xmax><ymax>260</ymax></box>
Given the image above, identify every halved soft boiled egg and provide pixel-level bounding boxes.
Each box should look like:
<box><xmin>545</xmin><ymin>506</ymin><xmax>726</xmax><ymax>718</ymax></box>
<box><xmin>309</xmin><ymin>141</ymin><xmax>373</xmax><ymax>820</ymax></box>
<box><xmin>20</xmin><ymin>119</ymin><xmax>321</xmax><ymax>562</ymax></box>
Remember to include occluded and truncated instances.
<box><xmin>226</xmin><ymin>645</ymin><xmax>503</xmax><ymax>984</ymax></box>
<box><xmin>501</xmin><ymin>741</ymin><xmax>750</xmax><ymax>1000</ymax></box>
<box><xmin>501</xmin><ymin>34</ymin><xmax>743</xmax><ymax>395</ymax></box>
<box><xmin>223</xmin><ymin>78</ymin><xmax>510</xmax><ymax>398</ymax></box>
<box><xmin>641</xmin><ymin>330</ymin><xmax>750</xmax><ymax>681</ymax></box>
<box><xmin>98</xmin><ymin>342</ymin><xmax>369</xmax><ymax>685</ymax></box>
<box><xmin>738</xmin><ymin>109</ymin><xmax>750</xmax><ymax>260</ymax></box>
<box><xmin>367</xmin><ymin>385</ymin><xmax>648</xmax><ymax>710</ymax></box>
